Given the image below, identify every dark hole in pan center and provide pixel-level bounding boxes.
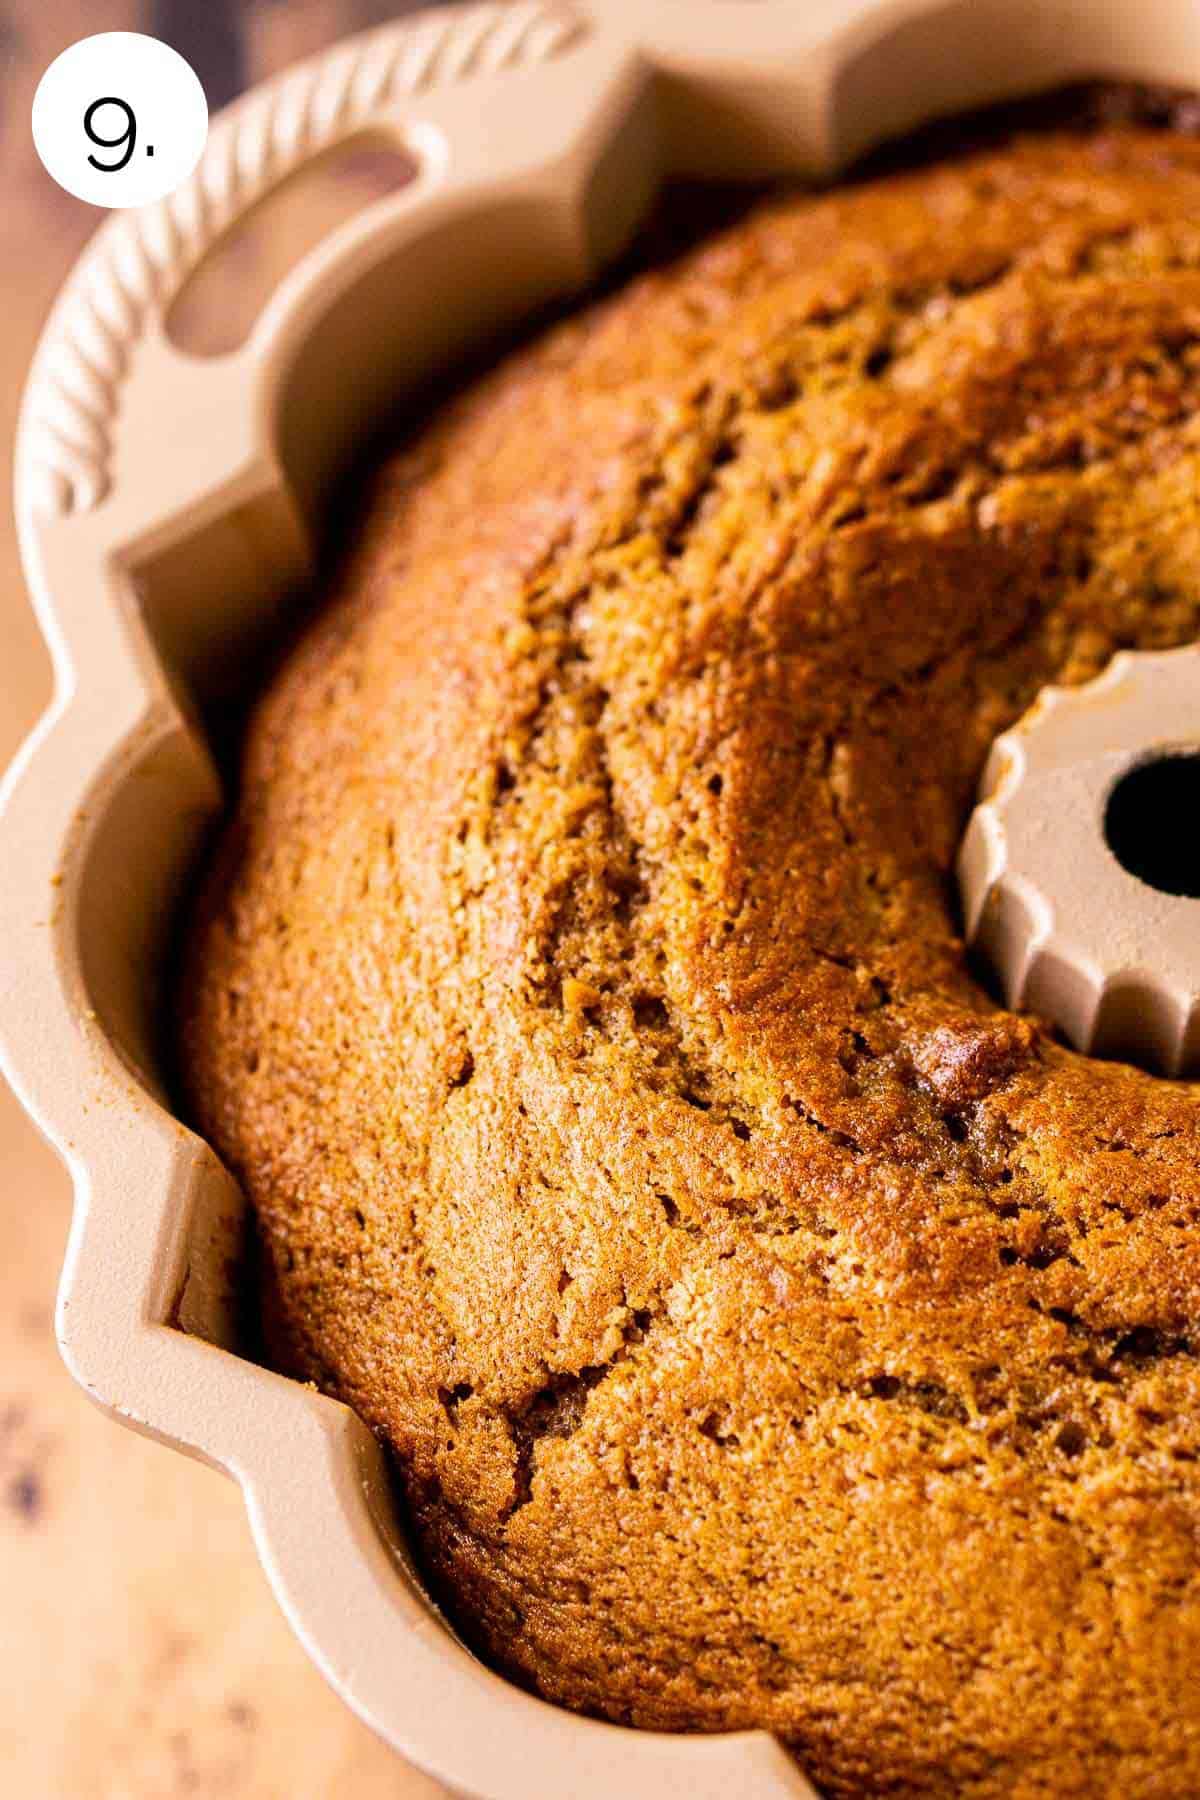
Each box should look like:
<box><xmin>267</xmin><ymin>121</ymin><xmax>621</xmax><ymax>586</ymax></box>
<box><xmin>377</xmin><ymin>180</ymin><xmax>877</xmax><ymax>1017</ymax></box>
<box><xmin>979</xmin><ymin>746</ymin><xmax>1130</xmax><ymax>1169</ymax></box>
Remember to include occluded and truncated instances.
<box><xmin>1104</xmin><ymin>752</ymin><xmax>1200</xmax><ymax>898</ymax></box>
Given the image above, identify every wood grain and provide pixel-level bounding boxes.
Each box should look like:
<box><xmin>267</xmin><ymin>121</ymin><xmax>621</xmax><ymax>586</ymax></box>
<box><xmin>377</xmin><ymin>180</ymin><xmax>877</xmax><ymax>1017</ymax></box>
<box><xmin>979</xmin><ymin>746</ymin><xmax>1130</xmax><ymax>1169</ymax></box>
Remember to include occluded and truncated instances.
<box><xmin>0</xmin><ymin>4</ymin><xmax>451</xmax><ymax>1794</ymax></box>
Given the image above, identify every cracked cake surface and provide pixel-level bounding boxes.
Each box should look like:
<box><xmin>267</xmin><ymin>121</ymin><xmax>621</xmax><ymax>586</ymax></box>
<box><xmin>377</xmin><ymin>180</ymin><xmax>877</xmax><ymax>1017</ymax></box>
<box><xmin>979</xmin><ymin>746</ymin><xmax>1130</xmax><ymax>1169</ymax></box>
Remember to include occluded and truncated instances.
<box><xmin>181</xmin><ymin>116</ymin><xmax>1200</xmax><ymax>1798</ymax></box>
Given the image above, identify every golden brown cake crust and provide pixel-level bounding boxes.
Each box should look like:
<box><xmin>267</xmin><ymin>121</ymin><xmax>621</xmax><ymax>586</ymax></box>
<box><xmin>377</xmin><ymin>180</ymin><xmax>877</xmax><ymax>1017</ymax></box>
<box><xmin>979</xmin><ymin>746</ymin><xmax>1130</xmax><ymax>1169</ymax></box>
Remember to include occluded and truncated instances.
<box><xmin>181</xmin><ymin>124</ymin><xmax>1200</xmax><ymax>1797</ymax></box>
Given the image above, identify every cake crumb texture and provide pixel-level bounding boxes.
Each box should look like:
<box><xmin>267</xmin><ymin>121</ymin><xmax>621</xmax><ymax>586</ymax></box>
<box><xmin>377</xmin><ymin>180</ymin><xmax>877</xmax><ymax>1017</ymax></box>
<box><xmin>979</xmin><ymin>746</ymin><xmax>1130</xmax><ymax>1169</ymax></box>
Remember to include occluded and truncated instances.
<box><xmin>182</xmin><ymin>124</ymin><xmax>1200</xmax><ymax>1797</ymax></box>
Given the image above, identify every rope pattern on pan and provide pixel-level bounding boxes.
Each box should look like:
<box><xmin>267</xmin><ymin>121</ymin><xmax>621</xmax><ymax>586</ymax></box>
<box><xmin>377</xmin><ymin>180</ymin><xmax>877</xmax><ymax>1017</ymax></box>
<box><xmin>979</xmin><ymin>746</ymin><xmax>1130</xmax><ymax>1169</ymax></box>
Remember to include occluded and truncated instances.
<box><xmin>21</xmin><ymin>2</ymin><xmax>584</xmax><ymax>518</ymax></box>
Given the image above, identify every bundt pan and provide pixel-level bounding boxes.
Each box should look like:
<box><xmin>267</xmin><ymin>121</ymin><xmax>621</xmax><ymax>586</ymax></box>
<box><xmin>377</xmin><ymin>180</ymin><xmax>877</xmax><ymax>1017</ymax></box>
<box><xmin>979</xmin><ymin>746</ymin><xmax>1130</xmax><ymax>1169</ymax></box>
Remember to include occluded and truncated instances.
<box><xmin>4</xmin><ymin>1</ymin><xmax>1200</xmax><ymax>1794</ymax></box>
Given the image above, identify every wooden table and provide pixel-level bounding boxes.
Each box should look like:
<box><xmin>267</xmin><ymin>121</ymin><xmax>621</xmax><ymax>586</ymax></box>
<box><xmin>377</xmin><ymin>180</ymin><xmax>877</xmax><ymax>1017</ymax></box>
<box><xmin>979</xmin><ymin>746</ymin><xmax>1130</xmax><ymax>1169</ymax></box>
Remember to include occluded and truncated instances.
<box><xmin>0</xmin><ymin>5</ymin><xmax>454</xmax><ymax>1793</ymax></box>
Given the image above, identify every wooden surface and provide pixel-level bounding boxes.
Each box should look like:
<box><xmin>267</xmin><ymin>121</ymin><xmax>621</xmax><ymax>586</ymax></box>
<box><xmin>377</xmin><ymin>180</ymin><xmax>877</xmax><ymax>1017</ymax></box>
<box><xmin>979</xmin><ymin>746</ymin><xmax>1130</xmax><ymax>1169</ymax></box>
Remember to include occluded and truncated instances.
<box><xmin>0</xmin><ymin>5</ymin><xmax>454</xmax><ymax>1795</ymax></box>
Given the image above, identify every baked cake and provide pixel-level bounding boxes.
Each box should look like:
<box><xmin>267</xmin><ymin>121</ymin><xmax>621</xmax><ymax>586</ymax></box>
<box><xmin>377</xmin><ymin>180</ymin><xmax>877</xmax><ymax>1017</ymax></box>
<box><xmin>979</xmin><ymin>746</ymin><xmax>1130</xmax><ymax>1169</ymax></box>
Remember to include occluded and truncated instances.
<box><xmin>180</xmin><ymin>105</ymin><xmax>1200</xmax><ymax>1797</ymax></box>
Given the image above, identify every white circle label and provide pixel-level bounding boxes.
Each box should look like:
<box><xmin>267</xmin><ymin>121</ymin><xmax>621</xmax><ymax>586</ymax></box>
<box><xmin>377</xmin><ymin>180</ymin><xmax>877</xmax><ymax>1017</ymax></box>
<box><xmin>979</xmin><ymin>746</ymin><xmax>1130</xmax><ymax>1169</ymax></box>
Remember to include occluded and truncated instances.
<box><xmin>32</xmin><ymin>33</ymin><xmax>208</xmax><ymax>210</ymax></box>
